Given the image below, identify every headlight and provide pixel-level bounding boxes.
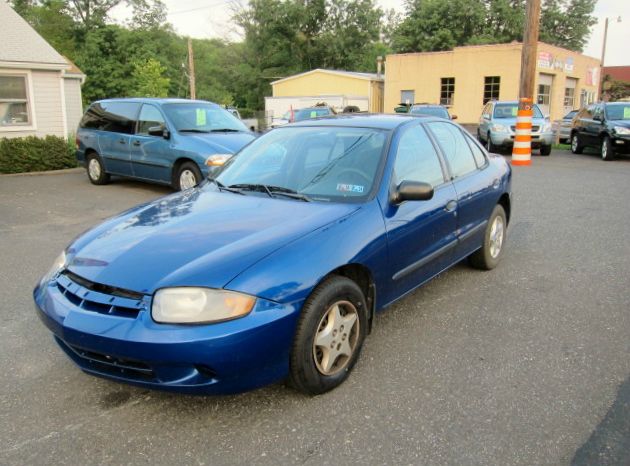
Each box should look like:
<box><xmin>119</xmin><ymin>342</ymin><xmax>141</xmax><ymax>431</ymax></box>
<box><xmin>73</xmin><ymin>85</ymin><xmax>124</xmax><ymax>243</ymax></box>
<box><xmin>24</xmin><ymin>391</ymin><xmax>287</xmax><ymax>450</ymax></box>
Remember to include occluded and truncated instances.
<box><xmin>541</xmin><ymin>123</ymin><xmax>553</xmax><ymax>133</ymax></box>
<box><xmin>39</xmin><ymin>251</ymin><xmax>66</xmax><ymax>286</ymax></box>
<box><xmin>614</xmin><ymin>126</ymin><xmax>630</xmax><ymax>135</ymax></box>
<box><xmin>152</xmin><ymin>287</ymin><xmax>256</xmax><ymax>324</ymax></box>
<box><xmin>490</xmin><ymin>124</ymin><xmax>508</xmax><ymax>132</ymax></box>
<box><xmin>205</xmin><ymin>154</ymin><xmax>232</xmax><ymax>167</ymax></box>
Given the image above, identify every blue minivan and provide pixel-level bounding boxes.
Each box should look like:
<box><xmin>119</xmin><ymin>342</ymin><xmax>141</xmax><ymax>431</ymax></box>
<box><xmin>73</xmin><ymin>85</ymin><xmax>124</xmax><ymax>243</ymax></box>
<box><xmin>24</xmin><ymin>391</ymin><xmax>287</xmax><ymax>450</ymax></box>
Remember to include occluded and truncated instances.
<box><xmin>76</xmin><ymin>98</ymin><xmax>256</xmax><ymax>190</ymax></box>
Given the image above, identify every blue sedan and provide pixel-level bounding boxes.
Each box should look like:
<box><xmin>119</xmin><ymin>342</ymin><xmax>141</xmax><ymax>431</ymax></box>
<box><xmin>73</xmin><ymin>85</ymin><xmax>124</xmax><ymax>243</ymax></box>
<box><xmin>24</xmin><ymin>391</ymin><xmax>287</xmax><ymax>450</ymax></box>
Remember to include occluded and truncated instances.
<box><xmin>34</xmin><ymin>114</ymin><xmax>512</xmax><ymax>395</ymax></box>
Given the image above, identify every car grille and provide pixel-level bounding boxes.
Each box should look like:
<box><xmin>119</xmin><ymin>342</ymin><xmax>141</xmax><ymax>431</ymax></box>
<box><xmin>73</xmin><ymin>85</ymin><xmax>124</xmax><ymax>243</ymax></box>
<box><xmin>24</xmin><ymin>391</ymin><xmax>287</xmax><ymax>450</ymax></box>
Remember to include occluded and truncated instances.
<box><xmin>57</xmin><ymin>338</ymin><xmax>155</xmax><ymax>380</ymax></box>
<box><xmin>56</xmin><ymin>270</ymin><xmax>145</xmax><ymax>318</ymax></box>
<box><xmin>511</xmin><ymin>125</ymin><xmax>540</xmax><ymax>132</ymax></box>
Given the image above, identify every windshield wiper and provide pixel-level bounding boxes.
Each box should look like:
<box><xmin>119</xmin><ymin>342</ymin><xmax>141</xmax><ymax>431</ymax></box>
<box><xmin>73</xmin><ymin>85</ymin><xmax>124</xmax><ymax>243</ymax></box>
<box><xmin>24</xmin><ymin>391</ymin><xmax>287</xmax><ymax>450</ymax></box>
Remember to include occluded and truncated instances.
<box><xmin>179</xmin><ymin>128</ymin><xmax>210</xmax><ymax>133</ymax></box>
<box><xmin>209</xmin><ymin>128</ymin><xmax>242</xmax><ymax>132</ymax></box>
<box><xmin>209</xmin><ymin>179</ymin><xmax>245</xmax><ymax>195</ymax></box>
<box><xmin>228</xmin><ymin>184</ymin><xmax>310</xmax><ymax>202</ymax></box>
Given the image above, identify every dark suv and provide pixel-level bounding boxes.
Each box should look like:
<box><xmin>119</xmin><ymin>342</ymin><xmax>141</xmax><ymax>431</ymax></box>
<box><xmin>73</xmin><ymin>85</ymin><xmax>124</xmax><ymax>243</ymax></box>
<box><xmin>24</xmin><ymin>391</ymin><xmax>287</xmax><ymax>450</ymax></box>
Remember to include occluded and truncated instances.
<box><xmin>570</xmin><ymin>102</ymin><xmax>630</xmax><ymax>161</ymax></box>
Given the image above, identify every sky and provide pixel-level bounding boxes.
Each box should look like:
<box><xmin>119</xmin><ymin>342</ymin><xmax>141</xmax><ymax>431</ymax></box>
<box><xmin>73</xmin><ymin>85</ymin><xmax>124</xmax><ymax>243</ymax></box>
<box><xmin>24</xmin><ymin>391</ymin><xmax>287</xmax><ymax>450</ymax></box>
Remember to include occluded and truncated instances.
<box><xmin>112</xmin><ymin>0</ymin><xmax>629</xmax><ymax>67</ymax></box>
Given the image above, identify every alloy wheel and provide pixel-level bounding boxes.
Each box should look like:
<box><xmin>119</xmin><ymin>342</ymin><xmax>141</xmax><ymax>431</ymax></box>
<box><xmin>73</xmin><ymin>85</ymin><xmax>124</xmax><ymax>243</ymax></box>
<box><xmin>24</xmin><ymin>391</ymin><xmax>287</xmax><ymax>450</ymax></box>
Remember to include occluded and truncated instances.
<box><xmin>489</xmin><ymin>215</ymin><xmax>505</xmax><ymax>259</ymax></box>
<box><xmin>312</xmin><ymin>300</ymin><xmax>360</xmax><ymax>376</ymax></box>
<box><xmin>571</xmin><ymin>135</ymin><xmax>578</xmax><ymax>152</ymax></box>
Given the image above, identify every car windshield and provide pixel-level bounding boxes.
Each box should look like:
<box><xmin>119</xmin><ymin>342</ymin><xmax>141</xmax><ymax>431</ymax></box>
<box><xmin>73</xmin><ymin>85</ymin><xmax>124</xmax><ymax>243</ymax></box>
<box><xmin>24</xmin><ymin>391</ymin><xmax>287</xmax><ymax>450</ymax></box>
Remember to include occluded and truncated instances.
<box><xmin>605</xmin><ymin>104</ymin><xmax>630</xmax><ymax>120</ymax></box>
<box><xmin>294</xmin><ymin>108</ymin><xmax>332</xmax><ymax>122</ymax></box>
<box><xmin>162</xmin><ymin>103</ymin><xmax>248</xmax><ymax>132</ymax></box>
<box><xmin>410</xmin><ymin>106</ymin><xmax>449</xmax><ymax>118</ymax></box>
<box><xmin>493</xmin><ymin>103</ymin><xmax>543</xmax><ymax>119</ymax></box>
<box><xmin>215</xmin><ymin>126</ymin><xmax>388</xmax><ymax>202</ymax></box>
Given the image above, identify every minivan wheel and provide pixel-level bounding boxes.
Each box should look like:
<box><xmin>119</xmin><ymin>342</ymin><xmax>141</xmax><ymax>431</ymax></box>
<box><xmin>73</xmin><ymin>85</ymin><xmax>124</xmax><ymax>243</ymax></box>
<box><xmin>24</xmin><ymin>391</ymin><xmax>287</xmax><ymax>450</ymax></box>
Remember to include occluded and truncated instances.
<box><xmin>288</xmin><ymin>276</ymin><xmax>368</xmax><ymax>395</ymax></box>
<box><xmin>601</xmin><ymin>136</ymin><xmax>615</xmax><ymax>161</ymax></box>
<box><xmin>469</xmin><ymin>204</ymin><xmax>507</xmax><ymax>270</ymax></box>
<box><xmin>86</xmin><ymin>153</ymin><xmax>110</xmax><ymax>185</ymax></box>
<box><xmin>571</xmin><ymin>133</ymin><xmax>583</xmax><ymax>154</ymax></box>
<box><xmin>174</xmin><ymin>162</ymin><xmax>202</xmax><ymax>191</ymax></box>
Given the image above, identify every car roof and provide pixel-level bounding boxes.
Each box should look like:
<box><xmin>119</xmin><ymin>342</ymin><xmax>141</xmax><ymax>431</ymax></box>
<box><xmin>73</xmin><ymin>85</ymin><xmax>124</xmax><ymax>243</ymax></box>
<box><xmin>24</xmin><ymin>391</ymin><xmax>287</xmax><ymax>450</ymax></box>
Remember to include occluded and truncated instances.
<box><xmin>411</xmin><ymin>104</ymin><xmax>444</xmax><ymax>108</ymax></box>
<box><xmin>288</xmin><ymin>113</ymin><xmax>439</xmax><ymax>130</ymax></box>
<box><xmin>93</xmin><ymin>98</ymin><xmax>219</xmax><ymax>106</ymax></box>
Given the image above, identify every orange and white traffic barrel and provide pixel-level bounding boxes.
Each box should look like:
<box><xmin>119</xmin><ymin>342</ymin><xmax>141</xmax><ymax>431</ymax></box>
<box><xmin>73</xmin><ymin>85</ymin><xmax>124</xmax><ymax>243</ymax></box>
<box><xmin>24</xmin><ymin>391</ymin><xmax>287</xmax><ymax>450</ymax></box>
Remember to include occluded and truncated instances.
<box><xmin>511</xmin><ymin>97</ymin><xmax>533</xmax><ymax>166</ymax></box>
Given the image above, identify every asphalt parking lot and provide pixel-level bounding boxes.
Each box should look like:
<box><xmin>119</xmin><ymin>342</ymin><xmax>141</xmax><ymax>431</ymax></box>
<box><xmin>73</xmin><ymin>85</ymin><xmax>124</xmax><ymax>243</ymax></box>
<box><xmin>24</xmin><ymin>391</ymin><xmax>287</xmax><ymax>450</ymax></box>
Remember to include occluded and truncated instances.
<box><xmin>1</xmin><ymin>149</ymin><xmax>629</xmax><ymax>465</ymax></box>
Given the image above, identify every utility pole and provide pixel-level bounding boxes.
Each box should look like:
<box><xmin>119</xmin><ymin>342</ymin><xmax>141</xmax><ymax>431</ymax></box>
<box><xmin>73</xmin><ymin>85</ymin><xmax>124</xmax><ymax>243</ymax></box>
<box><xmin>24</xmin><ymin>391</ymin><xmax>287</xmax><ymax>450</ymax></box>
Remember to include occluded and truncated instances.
<box><xmin>599</xmin><ymin>17</ymin><xmax>622</xmax><ymax>101</ymax></box>
<box><xmin>512</xmin><ymin>0</ymin><xmax>541</xmax><ymax>167</ymax></box>
<box><xmin>188</xmin><ymin>38</ymin><xmax>196</xmax><ymax>100</ymax></box>
<box><xmin>519</xmin><ymin>0</ymin><xmax>541</xmax><ymax>100</ymax></box>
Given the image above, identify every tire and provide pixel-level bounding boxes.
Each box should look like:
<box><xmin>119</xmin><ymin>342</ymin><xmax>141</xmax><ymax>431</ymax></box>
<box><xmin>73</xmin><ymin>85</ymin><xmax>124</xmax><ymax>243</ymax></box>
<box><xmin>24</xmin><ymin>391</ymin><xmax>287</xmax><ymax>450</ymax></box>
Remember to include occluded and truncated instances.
<box><xmin>477</xmin><ymin>129</ymin><xmax>484</xmax><ymax>143</ymax></box>
<box><xmin>174</xmin><ymin>161</ymin><xmax>202</xmax><ymax>191</ymax></box>
<box><xmin>288</xmin><ymin>276</ymin><xmax>368</xmax><ymax>395</ymax></box>
<box><xmin>469</xmin><ymin>204</ymin><xmax>507</xmax><ymax>270</ymax></box>
<box><xmin>601</xmin><ymin>136</ymin><xmax>615</xmax><ymax>161</ymax></box>
<box><xmin>540</xmin><ymin>144</ymin><xmax>551</xmax><ymax>156</ymax></box>
<box><xmin>86</xmin><ymin>153</ymin><xmax>110</xmax><ymax>185</ymax></box>
<box><xmin>486</xmin><ymin>132</ymin><xmax>498</xmax><ymax>153</ymax></box>
<box><xmin>570</xmin><ymin>133</ymin><xmax>583</xmax><ymax>154</ymax></box>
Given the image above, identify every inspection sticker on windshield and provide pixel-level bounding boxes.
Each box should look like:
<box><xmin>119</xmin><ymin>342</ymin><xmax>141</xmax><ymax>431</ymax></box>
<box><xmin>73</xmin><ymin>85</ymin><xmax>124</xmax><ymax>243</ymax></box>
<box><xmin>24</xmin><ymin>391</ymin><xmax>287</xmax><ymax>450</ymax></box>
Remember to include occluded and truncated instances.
<box><xmin>624</xmin><ymin>107</ymin><xmax>630</xmax><ymax>119</ymax></box>
<box><xmin>337</xmin><ymin>183</ymin><xmax>364</xmax><ymax>193</ymax></box>
<box><xmin>196</xmin><ymin>108</ymin><xmax>206</xmax><ymax>126</ymax></box>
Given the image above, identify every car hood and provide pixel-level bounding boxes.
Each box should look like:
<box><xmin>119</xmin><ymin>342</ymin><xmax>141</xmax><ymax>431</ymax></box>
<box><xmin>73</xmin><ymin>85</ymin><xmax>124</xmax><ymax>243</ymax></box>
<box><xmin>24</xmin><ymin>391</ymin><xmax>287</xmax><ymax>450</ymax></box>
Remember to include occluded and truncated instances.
<box><xmin>66</xmin><ymin>187</ymin><xmax>359</xmax><ymax>294</ymax></box>
<box><xmin>610</xmin><ymin>120</ymin><xmax>630</xmax><ymax>128</ymax></box>
<box><xmin>179</xmin><ymin>131</ymin><xmax>255</xmax><ymax>153</ymax></box>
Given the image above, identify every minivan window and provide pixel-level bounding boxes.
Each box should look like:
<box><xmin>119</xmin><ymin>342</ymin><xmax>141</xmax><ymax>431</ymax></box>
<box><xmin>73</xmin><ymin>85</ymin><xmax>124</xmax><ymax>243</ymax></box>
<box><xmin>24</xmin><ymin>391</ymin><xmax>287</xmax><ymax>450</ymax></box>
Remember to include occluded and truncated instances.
<box><xmin>100</xmin><ymin>102</ymin><xmax>140</xmax><ymax>134</ymax></box>
<box><xmin>79</xmin><ymin>103</ymin><xmax>106</xmax><ymax>130</ymax></box>
<box><xmin>137</xmin><ymin>104</ymin><xmax>166</xmax><ymax>135</ymax></box>
<box><xmin>163</xmin><ymin>103</ymin><xmax>247</xmax><ymax>133</ymax></box>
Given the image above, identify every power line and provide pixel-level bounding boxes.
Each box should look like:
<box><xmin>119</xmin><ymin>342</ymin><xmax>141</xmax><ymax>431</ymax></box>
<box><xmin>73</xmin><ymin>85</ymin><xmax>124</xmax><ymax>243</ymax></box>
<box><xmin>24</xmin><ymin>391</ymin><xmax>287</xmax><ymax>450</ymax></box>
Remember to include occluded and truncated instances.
<box><xmin>169</xmin><ymin>0</ymin><xmax>234</xmax><ymax>16</ymax></box>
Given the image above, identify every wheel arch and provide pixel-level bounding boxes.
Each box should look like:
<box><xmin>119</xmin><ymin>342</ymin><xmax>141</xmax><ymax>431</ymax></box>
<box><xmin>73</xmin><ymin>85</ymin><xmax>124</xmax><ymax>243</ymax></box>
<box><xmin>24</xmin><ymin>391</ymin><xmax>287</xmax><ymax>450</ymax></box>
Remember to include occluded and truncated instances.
<box><xmin>324</xmin><ymin>263</ymin><xmax>376</xmax><ymax>333</ymax></box>
<box><xmin>498</xmin><ymin>193</ymin><xmax>511</xmax><ymax>225</ymax></box>
<box><xmin>172</xmin><ymin>157</ymin><xmax>201</xmax><ymax>183</ymax></box>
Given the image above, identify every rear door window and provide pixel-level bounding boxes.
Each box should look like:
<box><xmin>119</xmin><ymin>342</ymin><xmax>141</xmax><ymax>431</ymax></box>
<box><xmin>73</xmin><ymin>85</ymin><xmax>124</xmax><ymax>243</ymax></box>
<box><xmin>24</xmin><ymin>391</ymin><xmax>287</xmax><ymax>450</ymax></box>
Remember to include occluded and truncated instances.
<box><xmin>100</xmin><ymin>102</ymin><xmax>140</xmax><ymax>134</ymax></box>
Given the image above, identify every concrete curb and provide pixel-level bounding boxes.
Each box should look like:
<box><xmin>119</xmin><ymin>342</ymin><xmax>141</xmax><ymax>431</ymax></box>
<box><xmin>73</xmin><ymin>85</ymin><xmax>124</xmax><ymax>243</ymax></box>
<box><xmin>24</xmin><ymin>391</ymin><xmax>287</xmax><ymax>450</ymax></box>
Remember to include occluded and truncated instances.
<box><xmin>0</xmin><ymin>167</ymin><xmax>83</xmax><ymax>177</ymax></box>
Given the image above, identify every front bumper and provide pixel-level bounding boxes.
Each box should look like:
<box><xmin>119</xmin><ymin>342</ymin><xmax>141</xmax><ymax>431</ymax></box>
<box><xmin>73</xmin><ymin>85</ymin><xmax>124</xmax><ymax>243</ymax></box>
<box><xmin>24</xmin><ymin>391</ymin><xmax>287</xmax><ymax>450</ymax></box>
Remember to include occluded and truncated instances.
<box><xmin>491</xmin><ymin>131</ymin><xmax>554</xmax><ymax>148</ymax></box>
<box><xmin>34</xmin><ymin>276</ymin><xmax>302</xmax><ymax>395</ymax></box>
<box><xmin>612</xmin><ymin>134</ymin><xmax>630</xmax><ymax>154</ymax></box>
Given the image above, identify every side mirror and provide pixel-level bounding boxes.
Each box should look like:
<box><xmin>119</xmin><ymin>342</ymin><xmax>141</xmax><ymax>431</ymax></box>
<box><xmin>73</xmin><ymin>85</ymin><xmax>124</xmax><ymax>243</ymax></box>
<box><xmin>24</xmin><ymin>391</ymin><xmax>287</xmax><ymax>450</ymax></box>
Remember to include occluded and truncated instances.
<box><xmin>391</xmin><ymin>181</ymin><xmax>434</xmax><ymax>204</ymax></box>
<box><xmin>451</xmin><ymin>114</ymin><xmax>458</xmax><ymax>120</ymax></box>
<box><xmin>148</xmin><ymin>125</ymin><xmax>170</xmax><ymax>139</ymax></box>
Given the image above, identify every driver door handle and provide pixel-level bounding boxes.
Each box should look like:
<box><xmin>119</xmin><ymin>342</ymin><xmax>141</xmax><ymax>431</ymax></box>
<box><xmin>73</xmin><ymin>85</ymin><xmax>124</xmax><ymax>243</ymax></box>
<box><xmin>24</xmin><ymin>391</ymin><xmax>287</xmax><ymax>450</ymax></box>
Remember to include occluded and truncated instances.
<box><xmin>445</xmin><ymin>200</ymin><xmax>457</xmax><ymax>212</ymax></box>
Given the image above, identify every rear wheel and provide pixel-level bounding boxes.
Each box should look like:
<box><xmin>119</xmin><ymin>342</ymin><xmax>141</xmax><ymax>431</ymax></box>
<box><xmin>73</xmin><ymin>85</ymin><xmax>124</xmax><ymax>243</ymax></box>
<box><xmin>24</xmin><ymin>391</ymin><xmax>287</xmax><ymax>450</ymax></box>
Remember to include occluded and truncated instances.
<box><xmin>86</xmin><ymin>153</ymin><xmax>110</xmax><ymax>185</ymax></box>
<box><xmin>601</xmin><ymin>136</ymin><xmax>615</xmax><ymax>161</ymax></box>
<box><xmin>540</xmin><ymin>144</ymin><xmax>551</xmax><ymax>156</ymax></box>
<box><xmin>288</xmin><ymin>276</ymin><xmax>368</xmax><ymax>395</ymax></box>
<box><xmin>469</xmin><ymin>204</ymin><xmax>507</xmax><ymax>270</ymax></box>
<box><xmin>570</xmin><ymin>133</ymin><xmax>583</xmax><ymax>154</ymax></box>
<box><xmin>174</xmin><ymin>162</ymin><xmax>202</xmax><ymax>191</ymax></box>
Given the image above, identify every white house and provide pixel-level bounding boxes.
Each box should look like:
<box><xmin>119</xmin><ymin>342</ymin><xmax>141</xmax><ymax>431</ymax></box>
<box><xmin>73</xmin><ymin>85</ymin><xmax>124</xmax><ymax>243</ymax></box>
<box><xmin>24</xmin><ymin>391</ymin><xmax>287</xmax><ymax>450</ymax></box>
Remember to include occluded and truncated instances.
<box><xmin>0</xmin><ymin>1</ymin><xmax>85</xmax><ymax>139</ymax></box>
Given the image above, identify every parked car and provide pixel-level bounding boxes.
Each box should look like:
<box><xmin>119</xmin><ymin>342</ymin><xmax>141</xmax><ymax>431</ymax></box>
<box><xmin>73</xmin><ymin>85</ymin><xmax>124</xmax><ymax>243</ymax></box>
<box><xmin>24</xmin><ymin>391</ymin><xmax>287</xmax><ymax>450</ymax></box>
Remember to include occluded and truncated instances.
<box><xmin>225</xmin><ymin>106</ymin><xmax>241</xmax><ymax>119</ymax></box>
<box><xmin>76</xmin><ymin>98</ymin><xmax>255</xmax><ymax>191</ymax></box>
<box><xmin>555</xmin><ymin>109</ymin><xmax>578</xmax><ymax>144</ymax></box>
<box><xmin>570</xmin><ymin>102</ymin><xmax>630</xmax><ymax>161</ymax></box>
<box><xmin>270</xmin><ymin>106</ymin><xmax>337</xmax><ymax>129</ymax></box>
<box><xmin>34</xmin><ymin>114</ymin><xmax>512</xmax><ymax>395</ymax></box>
<box><xmin>409</xmin><ymin>104</ymin><xmax>456</xmax><ymax>120</ymax></box>
<box><xmin>478</xmin><ymin>100</ymin><xmax>553</xmax><ymax>155</ymax></box>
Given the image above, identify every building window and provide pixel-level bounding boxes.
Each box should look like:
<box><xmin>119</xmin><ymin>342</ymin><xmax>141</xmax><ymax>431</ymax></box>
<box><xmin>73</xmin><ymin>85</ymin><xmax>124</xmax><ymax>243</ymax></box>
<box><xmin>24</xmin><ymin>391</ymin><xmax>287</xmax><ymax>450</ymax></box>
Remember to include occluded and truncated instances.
<box><xmin>483</xmin><ymin>76</ymin><xmax>500</xmax><ymax>104</ymax></box>
<box><xmin>0</xmin><ymin>75</ymin><xmax>30</xmax><ymax>126</ymax></box>
<box><xmin>401</xmin><ymin>90</ymin><xmax>415</xmax><ymax>105</ymax></box>
<box><xmin>563</xmin><ymin>87</ymin><xmax>575</xmax><ymax>108</ymax></box>
<box><xmin>440</xmin><ymin>78</ymin><xmax>455</xmax><ymax>106</ymax></box>
<box><xmin>537</xmin><ymin>83</ymin><xmax>551</xmax><ymax>106</ymax></box>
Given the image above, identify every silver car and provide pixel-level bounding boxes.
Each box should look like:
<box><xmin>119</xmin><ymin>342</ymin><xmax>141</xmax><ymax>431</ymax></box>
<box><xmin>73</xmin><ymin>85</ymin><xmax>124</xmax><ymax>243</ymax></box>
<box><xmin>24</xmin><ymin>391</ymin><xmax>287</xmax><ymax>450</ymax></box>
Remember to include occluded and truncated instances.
<box><xmin>554</xmin><ymin>109</ymin><xmax>578</xmax><ymax>144</ymax></box>
<box><xmin>478</xmin><ymin>101</ymin><xmax>554</xmax><ymax>155</ymax></box>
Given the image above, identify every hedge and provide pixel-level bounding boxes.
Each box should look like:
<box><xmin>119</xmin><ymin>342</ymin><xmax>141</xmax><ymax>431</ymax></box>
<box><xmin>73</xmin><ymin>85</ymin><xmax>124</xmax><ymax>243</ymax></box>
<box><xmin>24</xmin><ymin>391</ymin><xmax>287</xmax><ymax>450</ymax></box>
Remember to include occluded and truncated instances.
<box><xmin>0</xmin><ymin>135</ymin><xmax>77</xmax><ymax>174</ymax></box>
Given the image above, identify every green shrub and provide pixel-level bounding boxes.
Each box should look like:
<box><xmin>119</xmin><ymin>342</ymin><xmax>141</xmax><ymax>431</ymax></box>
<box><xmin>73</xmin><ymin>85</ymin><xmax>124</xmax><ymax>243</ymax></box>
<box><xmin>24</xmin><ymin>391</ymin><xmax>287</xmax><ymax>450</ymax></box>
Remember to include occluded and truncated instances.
<box><xmin>0</xmin><ymin>135</ymin><xmax>77</xmax><ymax>174</ymax></box>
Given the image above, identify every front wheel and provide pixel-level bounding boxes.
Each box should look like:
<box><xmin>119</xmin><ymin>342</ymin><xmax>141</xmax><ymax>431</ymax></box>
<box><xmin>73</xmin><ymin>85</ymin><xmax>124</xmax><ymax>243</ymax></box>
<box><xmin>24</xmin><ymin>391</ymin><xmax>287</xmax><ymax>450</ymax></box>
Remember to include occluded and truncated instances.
<box><xmin>86</xmin><ymin>153</ymin><xmax>110</xmax><ymax>185</ymax></box>
<box><xmin>469</xmin><ymin>204</ymin><xmax>507</xmax><ymax>270</ymax></box>
<box><xmin>174</xmin><ymin>162</ymin><xmax>202</xmax><ymax>191</ymax></box>
<box><xmin>486</xmin><ymin>133</ymin><xmax>498</xmax><ymax>153</ymax></box>
<box><xmin>540</xmin><ymin>144</ymin><xmax>551</xmax><ymax>156</ymax></box>
<box><xmin>601</xmin><ymin>136</ymin><xmax>615</xmax><ymax>161</ymax></box>
<box><xmin>288</xmin><ymin>276</ymin><xmax>368</xmax><ymax>395</ymax></box>
<box><xmin>571</xmin><ymin>133</ymin><xmax>583</xmax><ymax>154</ymax></box>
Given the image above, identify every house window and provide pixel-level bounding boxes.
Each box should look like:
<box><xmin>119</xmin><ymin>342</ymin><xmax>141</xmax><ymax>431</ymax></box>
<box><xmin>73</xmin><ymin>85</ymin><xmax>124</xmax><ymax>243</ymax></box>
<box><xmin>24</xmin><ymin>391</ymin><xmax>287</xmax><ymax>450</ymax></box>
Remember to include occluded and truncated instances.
<box><xmin>400</xmin><ymin>90</ymin><xmax>415</xmax><ymax>105</ymax></box>
<box><xmin>563</xmin><ymin>87</ymin><xmax>575</xmax><ymax>108</ymax></box>
<box><xmin>537</xmin><ymin>83</ymin><xmax>551</xmax><ymax>105</ymax></box>
<box><xmin>0</xmin><ymin>75</ymin><xmax>30</xmax><ymax>126</ymax></box>
<box><xmin>483</xmin><ymin>76</ymin><xmax>500</xmax><ymax>104</ymax></box>
<box><xmin>440</xmin><ymin>78</ymin><xmax>455</xmax><ymax>106</ymax></box>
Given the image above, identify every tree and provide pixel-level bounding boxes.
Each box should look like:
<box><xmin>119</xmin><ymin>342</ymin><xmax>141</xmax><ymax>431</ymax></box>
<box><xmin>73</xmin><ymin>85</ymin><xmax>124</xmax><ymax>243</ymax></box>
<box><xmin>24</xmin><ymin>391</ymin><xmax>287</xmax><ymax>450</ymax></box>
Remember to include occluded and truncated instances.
<box><xmin>130</xmin><ymin>58</ymin><xmax>170</xmax><ymax>97</ymax></box>
<box><xmin>602</xmin><ymin>75</ymin><xmax>630</xmax><ymax>102</ymax></box>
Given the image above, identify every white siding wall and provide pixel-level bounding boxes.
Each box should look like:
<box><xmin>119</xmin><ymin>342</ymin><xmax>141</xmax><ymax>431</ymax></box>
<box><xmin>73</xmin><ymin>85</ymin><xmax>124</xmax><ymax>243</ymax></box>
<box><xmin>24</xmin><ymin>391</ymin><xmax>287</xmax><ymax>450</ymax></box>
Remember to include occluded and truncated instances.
<box><xmin>0</xmin><ymin>69</ymin><xmax>65</xmax><ymax>139</ymax></box>
<box><xmin>64</xmin><ymin>77</ymin><xmax>83</xmax><ymax>135</ymax></box>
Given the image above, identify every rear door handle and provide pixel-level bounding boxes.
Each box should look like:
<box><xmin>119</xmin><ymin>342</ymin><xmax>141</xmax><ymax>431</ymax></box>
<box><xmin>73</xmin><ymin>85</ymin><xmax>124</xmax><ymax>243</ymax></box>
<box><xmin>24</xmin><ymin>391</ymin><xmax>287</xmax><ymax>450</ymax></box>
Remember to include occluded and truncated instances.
<box><xmin>132</xmin><ymin>140</ymin><xmax>141</xmax><ymax>146</ymax></box>
<box><xmin>445</xmin><ymin>200</ymin><xmax>457</xmax><ymax>212</ymax></box>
